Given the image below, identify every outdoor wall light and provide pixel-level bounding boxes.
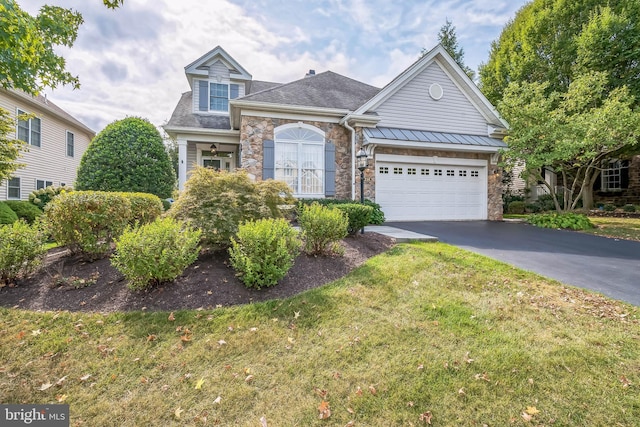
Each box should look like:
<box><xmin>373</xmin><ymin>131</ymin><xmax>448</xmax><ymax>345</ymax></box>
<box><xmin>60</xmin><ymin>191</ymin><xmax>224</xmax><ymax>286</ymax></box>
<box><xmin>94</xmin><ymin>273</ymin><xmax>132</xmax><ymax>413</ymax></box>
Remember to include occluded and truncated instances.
<box><xmin>356</xmin><ymin>148</ymin><xmax>368</xmax><ymax>234</ymax></box>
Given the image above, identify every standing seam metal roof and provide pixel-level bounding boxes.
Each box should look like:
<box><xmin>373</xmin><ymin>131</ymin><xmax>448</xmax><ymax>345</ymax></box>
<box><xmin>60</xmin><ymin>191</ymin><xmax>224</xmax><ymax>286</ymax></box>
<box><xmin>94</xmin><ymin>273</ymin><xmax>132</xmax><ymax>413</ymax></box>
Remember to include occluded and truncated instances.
<box><xmin>364</xmin><ymin>127</ymin><xmax>506</xmax><ymax>147</ymax></box>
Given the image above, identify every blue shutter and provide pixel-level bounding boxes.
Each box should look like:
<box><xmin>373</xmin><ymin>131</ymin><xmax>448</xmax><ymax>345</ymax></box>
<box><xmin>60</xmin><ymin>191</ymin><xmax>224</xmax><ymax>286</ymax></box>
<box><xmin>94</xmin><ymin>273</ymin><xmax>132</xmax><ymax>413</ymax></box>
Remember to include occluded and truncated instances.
<box><xmin>324</xmin><ymin>142</ymin><xmax>336</xmax><ymax>197</ymax></box>
<box><xmin>263</xmin><ymin>140</ymin><xmax>275</xmax><ymax>180</ymax></box>
<box><xmin>230</xmin><ymin>84</ymin><xmax>239</xmax><ymax>99</ymax></box>
<box><xmin>198</xmin><ymin>80</ymin><xmax>208</xmax><ymax>111</ymax></box>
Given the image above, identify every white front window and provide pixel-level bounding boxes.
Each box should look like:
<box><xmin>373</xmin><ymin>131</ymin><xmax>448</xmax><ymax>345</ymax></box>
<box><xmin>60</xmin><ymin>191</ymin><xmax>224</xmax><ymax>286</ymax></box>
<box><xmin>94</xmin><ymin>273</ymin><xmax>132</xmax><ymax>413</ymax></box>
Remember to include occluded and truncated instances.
<box><xmin>8</xmin><ymin>177</ymin><xmax>21</xmax><ymax>199</ymax></box>
<box><xmin>601</xmin><ymin>160</ymin><xmax>625</xmax><ymax>191</ymax></box>
<box><xmin>275</xmin><ymin>124</ymin><xmax>324</xmax><ymax>197</ymax></box>
<box><xmin>17</xmin><ymin>109</ymin><xmax>41</xmax><ymax>147</ymax></box>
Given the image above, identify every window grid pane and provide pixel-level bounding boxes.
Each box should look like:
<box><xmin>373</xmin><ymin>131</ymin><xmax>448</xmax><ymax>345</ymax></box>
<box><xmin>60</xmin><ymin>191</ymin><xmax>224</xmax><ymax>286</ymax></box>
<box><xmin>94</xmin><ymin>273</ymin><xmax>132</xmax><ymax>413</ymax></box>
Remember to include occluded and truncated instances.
<box><xmin>8</xmin><ymin>177</ymin><xmax>20</xmax><ymax>199</ymax></box>
<box><xmin>209</xmin><ymin>83</ymin><xmax>229</xmax><ymax>112</ymax></box>
<box><xmin>275</xmin><ymin>127</ymin><xmax>324</xmax><ymax>196</ymax></box>
<box><xmin>30</xmin><ymin>117</ymin><xmax>41</xmax><ymax>147</ymax></box>
<box><xmin>67</xmin><ymin>132</ymin><xmax>74</xmax><ymax>157</ymax></box>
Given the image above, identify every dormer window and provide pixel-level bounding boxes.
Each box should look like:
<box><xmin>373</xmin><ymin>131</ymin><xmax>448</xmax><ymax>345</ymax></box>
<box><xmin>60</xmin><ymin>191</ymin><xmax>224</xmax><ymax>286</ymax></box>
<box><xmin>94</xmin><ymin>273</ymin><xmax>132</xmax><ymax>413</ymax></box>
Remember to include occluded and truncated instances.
<box><xmin>197</xmin><ymin>80</ymin><xmax>240</xmax><ymax>114</ymax></box>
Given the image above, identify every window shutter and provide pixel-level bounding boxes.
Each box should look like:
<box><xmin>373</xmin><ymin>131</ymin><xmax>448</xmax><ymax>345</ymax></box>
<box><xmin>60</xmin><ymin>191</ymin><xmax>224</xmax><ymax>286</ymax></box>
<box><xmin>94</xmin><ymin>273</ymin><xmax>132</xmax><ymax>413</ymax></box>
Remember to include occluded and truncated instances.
<box><xmin>230</xmin><ymin>84</ymin><xmax>239</xmax><ymax>99</ymax></box>
<box><xmin>622</xmin><ymin>160</ymin><xmax>630</xmax><ymax>189</ymax></box>
<box><xmin>198</xmin><ymin>80</ymin><xmax>208</xmax><ymax>111</ymax></box>
<box><xmin>263</xmin><ymin>140</ymin><xmax>275</xmax><ymax>180</ymax></box>
<box><xmin>324</xmin><ymin>142</ymin><xmax>336</xmax><ymax>197</ymax></box>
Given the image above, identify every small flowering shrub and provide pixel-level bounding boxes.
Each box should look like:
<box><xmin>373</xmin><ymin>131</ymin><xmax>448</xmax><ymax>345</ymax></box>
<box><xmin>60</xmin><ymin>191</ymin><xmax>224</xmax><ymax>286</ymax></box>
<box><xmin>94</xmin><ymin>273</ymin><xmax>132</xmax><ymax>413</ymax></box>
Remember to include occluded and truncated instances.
<box><xmin>44</xmin><ymin>191</ymin><xmax>132</xmax><ymax>260</ymax></box>
<box><xmin>111</xmin><ymin>217</ymin><xmax>201</xmax><ymax>291</ymax></box>
<box><xmin>0</xmin><ymin>220</ymin><xmax>47</xmax><ymax>284</ymax></box>
<box><xmin>229</xmin><ymin>218</ymin><xmax>301</xmax><ymax>289</ymax></box>
<box><xmin>29</xmin><ymin>185</ymin><xmax>71</xmax><ymax>210</ymax></box>
<box><xmin>297</xmin><ymin>203</ymin><xmax>348</xmax><ymax>255</ymax></box>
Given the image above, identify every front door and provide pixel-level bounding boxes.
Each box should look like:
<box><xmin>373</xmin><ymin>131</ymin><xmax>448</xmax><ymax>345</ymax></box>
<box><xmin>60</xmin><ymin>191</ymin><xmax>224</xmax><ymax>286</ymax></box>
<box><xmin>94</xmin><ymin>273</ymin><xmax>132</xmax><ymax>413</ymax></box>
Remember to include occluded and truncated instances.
<box><xmin>202</xmin><ymin>153</ymin><xmax>233</xmax><ymax>171</ymax></box>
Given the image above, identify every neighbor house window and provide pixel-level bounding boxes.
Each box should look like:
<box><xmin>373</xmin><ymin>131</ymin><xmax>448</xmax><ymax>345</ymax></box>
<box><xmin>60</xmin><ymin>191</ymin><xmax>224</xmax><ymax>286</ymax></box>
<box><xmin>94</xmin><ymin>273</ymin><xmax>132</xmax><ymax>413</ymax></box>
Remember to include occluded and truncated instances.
<box><xmin>275</xmin><ymin>124</ymin><xmax>324</xmax><ymax>197</ymax></box>
<box><xmin>36</xmin><ymin>179</ymin><xmax>53</xmax><ymax>190</ymax></box>
<box><xmin>601</xmin><ymin>160</ymin><xmax>626</xmax><ymax>191</ymax></box>
<box><xmin>66</xmin><ymin>131</ymin><xmax>74</xmax><ymax>157</ymax></box>
<box><xmin>17</xmin><ymin>109</ymin><xmax>41</xmax><ymax>147</ymax></box>
<box><xmin>8</xmin><ymin>177</ymin><xmax>21</xmax><ymax>199</ymax></box>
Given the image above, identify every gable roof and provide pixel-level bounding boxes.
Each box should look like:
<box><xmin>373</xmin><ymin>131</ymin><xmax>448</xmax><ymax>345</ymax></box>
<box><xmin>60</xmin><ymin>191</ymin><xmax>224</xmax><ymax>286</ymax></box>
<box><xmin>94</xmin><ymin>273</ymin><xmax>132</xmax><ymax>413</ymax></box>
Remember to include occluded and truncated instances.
<box><xmin>185</xmin><ymin>45</ymin><xmax>252</xmax><ymax>81</ymax></box>
<box><xmin>4</xmin><ymin>89</ymin><xmax>95</xmax><ymax>136</ymax></box>
<box><xmin>353</xmin><ymin>44</ymin><xmax>507</xmax><ymax>130</ymax></box>
<box><xmin>238</xmin><ymin>71</ymin><xmax>380</xmax><ymax>110</ymax></box>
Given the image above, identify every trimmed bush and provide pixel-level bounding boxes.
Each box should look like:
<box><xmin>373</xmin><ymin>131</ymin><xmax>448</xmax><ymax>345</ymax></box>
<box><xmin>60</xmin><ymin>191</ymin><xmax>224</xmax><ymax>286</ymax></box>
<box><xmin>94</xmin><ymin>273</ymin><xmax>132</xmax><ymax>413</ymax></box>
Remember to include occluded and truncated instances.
<box><xmin>603</xmin><ymin>203</ymin><xmax>617</xmax><ymax>212</ymax></box>
<box><xmin>623</xmin><ymin>204</ymin><xmax>636</xmax><ymax>213</ymax></box>
<box><xmin>111</xmin><ymin>217</ymin><xmax>201</xmax><ymax>291</ymax></box>
<box><xmin>332</xmin><ymin>203</ymin><xmax>374</xmax><ymax>235</ymax></box>
<box><xmin>527</xmin><ymin>212</ymin><xmax>594</xmax><ymax>230</ymax></box>
<box><xmin>507</xmin><ymin>201</ymin><xmax>526</xmax><ymax>214</ymax></box>
<box><xmin>116</xmin><ymin>192</ymin><xmax>163</xmax><ymax>225</ymax></box>
<box><xmin>161</xmin><ymin>199</ymin><xmax>172</xmax><ymax>212</ymax></box>
<box><xmin>29</xmin><ymin>185</ymin><xmax>71</xmax><ymax>210</ymax></box>
<box><xmin>298</xmin><ymin>198</ymin><xmax>385</xmax><ymax>225</ymax></box>
<box><xmin>168</xmin><ymin>168</ymin><xmax>292</xmax><ymax>248</ymax></box>
<box><xmin>298</xmin><ymin>203</ymin><xmax>348</xmax><ymax>255</ymax></box>
<box><xmin>0</xmin><ymin>201</ymin><xmax>18</xmax><ymax>224</ymax></box>
<box><xmin>229</xmin><ymin>218</ymin><xmax>301</xmax><ymax>289</ymax></box>
<box><xmin>76</xmin><ymin>117</ymin><xmax>175</xmax><ymax>199</ymax></box>
<box><xmin>44</xmin><ymin>191</ymin><xmax>132</xmax><ymax>260</ymax></box>
<box><xmin>4</xmin><ymin>200</ymin><xmax>43</xmax><ymax>224</ymax></box>
<box><xmin>0</xmin><ymin>220</ymin><xmax>47</xmax><ymax>284</ymax></box>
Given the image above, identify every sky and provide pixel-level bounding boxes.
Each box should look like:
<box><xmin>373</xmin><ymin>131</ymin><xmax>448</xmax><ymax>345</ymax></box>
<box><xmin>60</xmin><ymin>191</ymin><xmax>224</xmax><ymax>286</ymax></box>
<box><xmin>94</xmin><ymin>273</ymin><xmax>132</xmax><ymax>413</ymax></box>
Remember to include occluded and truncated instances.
<box><xmin>20</xmin><ymin>0</ymin><xmax>529</xmax><ymax>133</ymax></box>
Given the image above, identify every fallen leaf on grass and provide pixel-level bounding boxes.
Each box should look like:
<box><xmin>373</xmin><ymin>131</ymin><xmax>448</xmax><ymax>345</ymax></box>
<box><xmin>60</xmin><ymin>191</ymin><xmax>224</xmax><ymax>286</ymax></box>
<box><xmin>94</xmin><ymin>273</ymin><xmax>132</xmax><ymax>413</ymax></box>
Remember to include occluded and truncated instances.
<box><xmin>620</xmin><ymin>376</ymin><xmax>632</xmax><ymax>388</ymax></box>
<box><xmin>314</xmin><ymin>388</ymin><xmax>328</xmax><ymax>398</ymax></box>
<box><xmin>31</xmin><ymin>329</ymin><xmax>42</xmax><ymax>336</ymax></box>
<box><xmin>147</xmin><ymin>334</ymin><xmax>157</xmax><ymax>342</ymax></box>
<box><xmin>55</xmin><ymin>375</ymin><xmax>68</xmax><ymax>386</ymax></box>
<box><xmin>168</xmin><ymin>312</ymin><xmax>175</xmax><ymax>321</ymax></box>
<box><xmin>180</xmin><ymin>334</ymin><xmax>192</xmax><ymax>342</ymax></box>
<box><xmin>464</xmin><ymin>352</ymin><xmax>474</xmax><ymax>364</ymax></box>
<box><xmin>525</xmin><ymin>406</ymin><xmax>540</xmax><ymax>415</ymax></box>
<box><xmin>16</xmin><ymin>331</ymin><xmax>26</xmax><ymax>340</ymax></box>
<box><xmin>56</xmin><ymin>394</ymin><xmax>67</xmax><ymax>403</ymax></box>
<box><xmin>368</xmin><ymin>385</ymin><xmax>377</xmax><ymax>395</ymax></box>
<box><xmin>318</xmin><ymin>400</ymin><xmax>331</xmax><ymax>419</ymax></box>
<box><xmin>79</xmin><ymin>374</ymin><xmax>92</xmax><ymax>381</ymax></box>
<box><xmin>218</xmin><ymin>340</ymin><xmax>227</xmax><ymax>346</ymax></box>
<box><xmin>474</xmin><ymin>373</ymin><xmax>490</xmax><ymax>382</ymax></box>
<box><xmin>419</xmin><ymin>411</ymin><xmax>432</xmax><ymax>424</ymax></box>
<box><xmin>260</xmin><ymin>416</ymin><xmax>268</xmax><ymax>427</ymax></box>
<box><xmin>521</xmin><ymin>412</ymin><xmax>532</xmax><ymax>422</ymax></box>
<box><xmin>195</xmin><ymin>378</ymin><xmax>205</xmax><ymax>390</ymax></box>
<box><xmin>355</xmin><ymin>386</ymin><xmax>362</xmax><ymax>396</ymax></box>
<box><xmin>294</xmin><ymin>311</ymin><xmax>300</xmax><ymax>319</ymax></box>
<box><xmin>344</xmin><ymin>421</ymin><xmax>355</xmax><ymax>427</ymax></box>
<box><xmin>213</xmin><ymin>396</ymin><xmax>221</xmax><ymax>404</ymax></box>
<box><xmin>458</xmin><ymin>388</ymin><xmax>465</xmax><ymax>396</ymax></box>
<box><xmin>174</xmin><ymin>407</ymin><xmax>183</xmax><ymax>419</ymax></box>
<box><xmin>245</xmin><ymin>375</ymin><xmax>254</xmax><ymax>383</ymax></box>
<box><xmin>39</xmin><ymin>382</ymin><xmax>52</xmax><ymax>391</ymax></box>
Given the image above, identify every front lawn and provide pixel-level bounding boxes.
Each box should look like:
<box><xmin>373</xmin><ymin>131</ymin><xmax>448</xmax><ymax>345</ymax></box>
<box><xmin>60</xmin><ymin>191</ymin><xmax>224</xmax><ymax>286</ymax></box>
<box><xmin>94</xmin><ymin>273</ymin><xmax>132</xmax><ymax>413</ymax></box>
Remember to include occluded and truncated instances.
<box><xmin>1</xmin><ymin>243</ymin><xmax>638</xmax><ymax>426</ymax></box>
<box><xmin>583</xmin><ymin>217</ymin><xmax>640</xmax><ymax>241</ymax></box>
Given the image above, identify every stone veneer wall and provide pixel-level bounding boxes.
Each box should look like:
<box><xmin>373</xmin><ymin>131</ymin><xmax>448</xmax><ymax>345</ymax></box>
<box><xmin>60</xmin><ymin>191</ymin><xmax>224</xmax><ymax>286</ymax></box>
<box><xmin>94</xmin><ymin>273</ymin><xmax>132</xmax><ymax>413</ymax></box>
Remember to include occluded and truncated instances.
<box><xmin>362</xmin><ymin>146</ymin><xmax>503</xmax><ymax>221</ymax></box>
<box><xmin>594</xmin><ymin>154</ymin><xmax>640</xmax><ymax>206</ymax></box>
<box><xmin>239</xmin><ymin>116</ymin><xmax>352</xmax><ymax>199</ymax></box>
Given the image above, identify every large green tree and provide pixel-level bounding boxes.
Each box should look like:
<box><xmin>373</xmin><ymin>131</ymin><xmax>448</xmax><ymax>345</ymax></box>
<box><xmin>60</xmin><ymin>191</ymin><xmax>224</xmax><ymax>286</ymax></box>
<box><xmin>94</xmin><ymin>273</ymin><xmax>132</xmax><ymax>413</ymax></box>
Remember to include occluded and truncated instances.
<box><xmin>76</xmin><ymin>117</ymin><xmax>175</xmax><ymax>199</ymax></box>
<box><xmin>0</xmin><ymin>108</ymin><xmax>25</xmax><ymax>182</ymax></box>
<box><xmin>422</xmin><ymin>19</ymin><xmax>475</xmax><ymax>79</ymax></box>
<box><xmin>499</xmin><ymin>73</ymin><xmax>640</xmax><ymax>211</ymax></box>
<box><xmin>479</xmin><ymin>0</ymin><xmax>640</xmax><ymax>106</ymax></box>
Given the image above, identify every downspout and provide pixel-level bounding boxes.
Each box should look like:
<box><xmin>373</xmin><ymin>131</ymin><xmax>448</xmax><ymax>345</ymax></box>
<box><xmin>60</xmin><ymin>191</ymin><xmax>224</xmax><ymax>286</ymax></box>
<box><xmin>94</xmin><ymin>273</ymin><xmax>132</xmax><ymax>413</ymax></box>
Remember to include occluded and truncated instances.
<box><xmin>340</xmin><ymin>115</ymin><xmax>357</xmax><ymax>200</ymax></box>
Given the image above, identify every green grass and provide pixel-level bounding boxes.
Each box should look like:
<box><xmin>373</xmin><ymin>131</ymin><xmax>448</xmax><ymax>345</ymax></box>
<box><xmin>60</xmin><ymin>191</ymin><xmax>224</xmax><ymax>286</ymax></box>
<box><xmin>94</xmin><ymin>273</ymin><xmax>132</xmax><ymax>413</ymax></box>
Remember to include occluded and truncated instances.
<box><xmin>1</xmin><ymin>243</ymin><xmax>639</xmax><ymax>426</ymax></box>
<box><xmin>583</xmin><ymin>217</ymin><xmax>640</xmax><ymax>241</ymax></box>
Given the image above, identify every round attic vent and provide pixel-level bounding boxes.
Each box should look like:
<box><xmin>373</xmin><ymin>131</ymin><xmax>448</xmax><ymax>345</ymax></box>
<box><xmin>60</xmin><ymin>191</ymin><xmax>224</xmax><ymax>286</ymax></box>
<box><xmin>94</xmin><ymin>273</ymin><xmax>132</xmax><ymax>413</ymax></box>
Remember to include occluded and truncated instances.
<box><xmin>429</xmin><ymin>83</ymin><xmax>443</xmax><ymax>100</ymax></box>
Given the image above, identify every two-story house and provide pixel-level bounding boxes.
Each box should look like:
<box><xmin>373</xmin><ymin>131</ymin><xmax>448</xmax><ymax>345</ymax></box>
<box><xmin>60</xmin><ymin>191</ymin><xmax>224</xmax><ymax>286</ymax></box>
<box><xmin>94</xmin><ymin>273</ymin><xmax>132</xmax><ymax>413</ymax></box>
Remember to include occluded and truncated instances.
<box><xmin>164</xmin><ymin>45</ymin><xmax>508</xmax><ymax>221</ymax></box>
<box><xmin>0</xmin><ymin>89</ymin><xmax>94</xmax><ymax>200</ymax></box>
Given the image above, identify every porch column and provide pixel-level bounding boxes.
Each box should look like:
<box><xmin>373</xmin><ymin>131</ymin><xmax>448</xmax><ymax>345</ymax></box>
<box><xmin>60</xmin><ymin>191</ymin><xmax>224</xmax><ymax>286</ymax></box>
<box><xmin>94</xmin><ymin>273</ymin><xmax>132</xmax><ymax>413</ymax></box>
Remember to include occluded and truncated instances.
<box><xmin>177</xmin><ymin>138</ymin><xmax>187</xmax><ymax>191</ymax></box>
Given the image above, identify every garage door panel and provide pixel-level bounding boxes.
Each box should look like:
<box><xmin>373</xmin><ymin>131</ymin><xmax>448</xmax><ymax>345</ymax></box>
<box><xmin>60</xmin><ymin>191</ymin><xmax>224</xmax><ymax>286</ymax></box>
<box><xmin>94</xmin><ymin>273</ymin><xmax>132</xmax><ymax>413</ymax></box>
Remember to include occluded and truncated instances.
<box><xmin>376</xmin><ymin>160</ymin><xmax>487</xmax><ymax>221</ymax></box>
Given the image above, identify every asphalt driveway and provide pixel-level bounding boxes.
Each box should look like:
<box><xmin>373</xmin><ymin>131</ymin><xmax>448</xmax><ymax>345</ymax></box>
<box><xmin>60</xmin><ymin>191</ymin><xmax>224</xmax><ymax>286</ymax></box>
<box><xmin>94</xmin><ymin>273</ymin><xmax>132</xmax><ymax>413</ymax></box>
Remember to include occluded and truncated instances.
<box><xmin>385</xmin><ymin>221</ymin><xmax>640</xmax><ymax>306</ymax></box>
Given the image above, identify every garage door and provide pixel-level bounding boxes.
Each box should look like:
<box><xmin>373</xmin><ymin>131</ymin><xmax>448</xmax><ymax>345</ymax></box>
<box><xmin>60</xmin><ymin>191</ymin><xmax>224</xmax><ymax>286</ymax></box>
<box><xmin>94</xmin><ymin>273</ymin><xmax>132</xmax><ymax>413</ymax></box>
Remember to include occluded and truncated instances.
<box><xmin>375</xmin><ymin>155</ymin><xmax>487</xmax><ymax>221</ymax></box>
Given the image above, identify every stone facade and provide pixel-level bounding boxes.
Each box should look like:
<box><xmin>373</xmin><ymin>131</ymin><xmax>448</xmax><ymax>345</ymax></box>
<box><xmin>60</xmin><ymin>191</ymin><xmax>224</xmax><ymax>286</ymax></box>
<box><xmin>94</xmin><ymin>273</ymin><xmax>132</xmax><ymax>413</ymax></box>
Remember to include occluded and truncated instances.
<box><xmin>594</xmin><ymin>154</ymin><xmax>640</xmax><ymax>206</ymax></box>
<box><xmin>239</xmin><ymin>115</ymin><xmax>352</xmax><ymax>199</ymax></box>
<box><xmin>359</xmin><ymin>146</ymin><xmax>503</xmax><ymax>221</ymax></box>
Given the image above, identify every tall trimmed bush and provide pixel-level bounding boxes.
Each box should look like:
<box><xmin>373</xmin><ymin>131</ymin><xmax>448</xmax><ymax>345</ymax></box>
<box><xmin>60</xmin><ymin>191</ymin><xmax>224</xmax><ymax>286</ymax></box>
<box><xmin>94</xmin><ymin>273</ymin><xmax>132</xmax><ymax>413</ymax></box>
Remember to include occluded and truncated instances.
<box><xmin>168</xmin><ymin>168</ymin><xmax>292</xmax><ymax>248</ymax></box>
<box><xmin>44</xmin><ymin>191</ymin><xmax>132</xmax><ymax>260</ymax></box>
<box><xmin>0</xmin><ymin>220</ymin><xmax>47</xmax><ymax>284</ymax></box>
<box><xmin>0</xmin><ymin>201</ymin><xmax>18</xmax><ymax>224</ymax></box>
<box><xmin>76</xmin><ymin>117</ymin><xmax>175</xmax><ymax>199</ymax></box>
<box><xmin>112</xmin><ymin>217</ymin><xmax>201</xmax><ymax>291</ymax></box>
<box><xmin>116</xmin><ymin>192</ymin><xmax>163</xmax><ymax>225</ymax></box>
<box><xmin>5</xmin><ymin>200</ymin><xmax>42</xmax><ymax>224</ymax></box>
<box><xmin>298</xmin><ymin>198</ymin><xmax>385</xmax><ymax>225</ymax></box>
<box><xmin>229</xmin><ymin>218</ymin><xmax>301</xmax><ymax>289</ymax></box>
<box><xmin>298</xmin><ymin>203</ymin><xmax>348</xmax><ymax>255</ymax></box>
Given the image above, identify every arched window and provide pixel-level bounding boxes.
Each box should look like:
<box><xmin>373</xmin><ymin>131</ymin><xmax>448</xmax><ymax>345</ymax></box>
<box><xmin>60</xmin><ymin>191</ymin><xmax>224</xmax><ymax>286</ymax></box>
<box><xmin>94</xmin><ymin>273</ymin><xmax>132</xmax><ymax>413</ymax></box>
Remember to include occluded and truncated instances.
<box><xmin>274</xmin><ymin>123</ymin><xmax>325</xmax><ymax>196</ymax></box>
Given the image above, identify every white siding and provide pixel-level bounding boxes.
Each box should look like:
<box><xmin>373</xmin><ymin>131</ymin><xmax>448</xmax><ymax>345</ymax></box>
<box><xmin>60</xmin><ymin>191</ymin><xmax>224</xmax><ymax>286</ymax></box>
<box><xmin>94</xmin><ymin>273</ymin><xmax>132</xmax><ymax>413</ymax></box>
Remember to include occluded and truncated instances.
<box><xmin>208</xmin><ymin>60</ymin><xmax>230</xmax><ymax>80</ymax></box>
<box><xmin>373</xmin><ymin>61</ymin><xmax>488</xmax><ymax>135</ymax></box>
<box><xmin>0</xmin><ymin>92</ymin><xmax>92</xmax><ymax>200</ymax></box>
<box><xmin>187</xmin><ymin>143</ymin><xmax>197</xmax><ymax>172</ymax></box>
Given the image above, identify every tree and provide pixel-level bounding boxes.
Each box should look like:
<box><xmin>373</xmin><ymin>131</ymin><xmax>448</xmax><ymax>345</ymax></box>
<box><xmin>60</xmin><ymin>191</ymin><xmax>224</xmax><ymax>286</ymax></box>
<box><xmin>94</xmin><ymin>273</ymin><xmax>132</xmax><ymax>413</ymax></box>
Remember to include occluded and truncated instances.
<box><xmin>76</xmin><ymin>117</ymin><xmax>176</xmax><ymax>199</ymax></box>
<box><xmin>499</xmin><ymin>72</ymin><xmax>640</xmax><ymax>211</ymax></box>
<box><xmin>479</xmin><ymin>0</ymin><xmax>640</xmax><ymax>107</ymax></box>
<box><xmin>436</xmin><ymin>19</ymin><xmax>475</xmax><ymax>80</ymax></box>
<box><xmin>0</xmin><ymin>108</ymin><xmax>25</xmax><ymax>182</ymax></box>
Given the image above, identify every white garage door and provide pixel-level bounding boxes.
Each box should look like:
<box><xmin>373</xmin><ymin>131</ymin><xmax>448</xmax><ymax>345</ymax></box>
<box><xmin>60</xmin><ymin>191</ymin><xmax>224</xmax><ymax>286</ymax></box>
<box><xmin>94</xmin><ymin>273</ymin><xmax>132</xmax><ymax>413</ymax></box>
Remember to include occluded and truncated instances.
<box><xmin>375</xmin><ymin>155</ymin><xmax>488</xmax><ymax>221</ymax></box>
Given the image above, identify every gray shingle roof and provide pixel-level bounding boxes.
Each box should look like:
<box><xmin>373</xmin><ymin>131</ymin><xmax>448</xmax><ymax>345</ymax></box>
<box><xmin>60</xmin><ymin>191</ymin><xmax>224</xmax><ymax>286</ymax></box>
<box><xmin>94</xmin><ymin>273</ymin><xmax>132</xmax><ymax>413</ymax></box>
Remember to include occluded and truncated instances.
<box><xmin>364</xmin><ymin>127</ymin><xmax>507</xmax><ymax>147</ymax></box>
<box><xmin>165</xmin><ymin>92</ymin><xmax>231</xmax><ymax>129</ymax></box>
<box><xmin>246</xmin><ymin>80</ymin><xmax>282</xmax><ymax>94</ymax></box>
<box><xmin>239</xmin><ymin>71</ymin><xmax>380</xmax><ymax>110</ymax></box>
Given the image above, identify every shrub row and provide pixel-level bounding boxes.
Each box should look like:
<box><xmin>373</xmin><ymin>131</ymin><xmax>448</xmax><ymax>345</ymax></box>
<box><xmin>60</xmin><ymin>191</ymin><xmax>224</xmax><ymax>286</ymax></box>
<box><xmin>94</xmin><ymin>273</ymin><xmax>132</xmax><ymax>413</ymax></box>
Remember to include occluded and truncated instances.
<box><xmin>298</xmin><ymin>198</ymin><xmax>385</xmax><ymax>225</ymax></box>
<box><xmin>527</xmin><ymin>212</ymin><xmax>594</xmax><ymax>230</ymax></box>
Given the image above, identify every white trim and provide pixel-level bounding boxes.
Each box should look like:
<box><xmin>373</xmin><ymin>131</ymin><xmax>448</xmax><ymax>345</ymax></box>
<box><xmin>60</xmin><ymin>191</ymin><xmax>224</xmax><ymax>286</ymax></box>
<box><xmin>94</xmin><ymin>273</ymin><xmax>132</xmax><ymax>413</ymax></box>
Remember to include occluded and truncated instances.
<box><xmin>177</xmin><ymin>139</ymin><xmax>187</xmax><ymax>191</ymax></box>
<box><xmin>275</xmin><ymin>122</ymin><xmax>325</xmax><ymax>134</ymax></box>
<box><xmin>274</xmin><ymin>123</ymin><xmax>325</xmax><ymax>197</ymax></box>
<box><xmin>65</xmin><ymin>130</ymin><xmax>75</xmax><ymax>157</ymax></box>
<box><xmin>365</xmin><ymin>137</ymin><xmax>503</xmax><ymax>153</ymax></box>
<box><xmin>230</xmin><ymin>99</ymin><xmax>348</xmax><ymax>128</ymax></box>
<box><xmin>376</xmin><ymin>154</ymin><xmax>488</xmax><ymax>167</ymax></box>
<box><xmin>185</xmin><ymin>46</ymin><xmax>252</xmax><ymax>82</ymax></box>
<box><xmin>7</xmin><ymin>177</ymin><xmax>21</xmax><ymax>200</ymax></box>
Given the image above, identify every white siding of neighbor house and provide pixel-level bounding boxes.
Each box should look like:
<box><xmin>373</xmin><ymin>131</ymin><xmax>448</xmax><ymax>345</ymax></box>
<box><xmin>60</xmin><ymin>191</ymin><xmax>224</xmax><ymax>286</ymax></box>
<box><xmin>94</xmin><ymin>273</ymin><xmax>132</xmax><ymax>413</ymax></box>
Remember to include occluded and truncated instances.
<box><xmin>373</xmin><ymin>61</ymin><xmax>488</xmax><ymax>135</ymax></box>
<box><xmin>187</xmin><ymin>143</ymin><xmax>197</xmax><ymax>171</ymax></box>
<box><xmin>0</xmin><ymin>92</ymin><xmax>92</xmax><ymax>201</ymax></box>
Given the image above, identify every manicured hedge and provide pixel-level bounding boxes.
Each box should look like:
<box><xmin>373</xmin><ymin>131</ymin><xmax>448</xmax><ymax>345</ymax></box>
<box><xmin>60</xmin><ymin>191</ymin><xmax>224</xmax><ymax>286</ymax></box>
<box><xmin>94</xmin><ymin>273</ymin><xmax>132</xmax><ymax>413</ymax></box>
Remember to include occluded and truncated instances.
<box><xmin>4</xmin><ymin>200</ymin><xmax>43</xmax><ymax>224</ymax></box>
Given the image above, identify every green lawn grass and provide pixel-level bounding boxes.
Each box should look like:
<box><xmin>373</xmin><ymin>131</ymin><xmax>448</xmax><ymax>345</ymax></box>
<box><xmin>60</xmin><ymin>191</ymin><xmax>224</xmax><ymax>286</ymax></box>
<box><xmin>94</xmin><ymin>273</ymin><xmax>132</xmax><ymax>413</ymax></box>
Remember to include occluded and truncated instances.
<box><xmin>1</xmin><ymin>243</ymin><xmax>638</xmax><ymax>426</ymax></box>
<box><xmin>584</xmin><ymin>217</ymin><xmax>640</xmax><ymax>241</ymax></box>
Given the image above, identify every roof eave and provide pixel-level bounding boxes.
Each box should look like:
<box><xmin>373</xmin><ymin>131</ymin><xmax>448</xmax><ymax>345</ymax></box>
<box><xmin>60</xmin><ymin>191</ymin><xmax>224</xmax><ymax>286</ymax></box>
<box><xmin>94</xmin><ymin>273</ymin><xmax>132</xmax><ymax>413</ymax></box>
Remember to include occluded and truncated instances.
<box><xmin>163</xmin><ymin>125</ymin><xmax>240</xmax><ymax>138</ymax></box>
<box><xmin>230</xmin><ymin>99</ymin><xmax>350</xmax><ymax>128</ymax></box>
<box><xmin>364</xmin><ymin>137</ymin><xmax>506</xmax><ymax>154</ymax></box>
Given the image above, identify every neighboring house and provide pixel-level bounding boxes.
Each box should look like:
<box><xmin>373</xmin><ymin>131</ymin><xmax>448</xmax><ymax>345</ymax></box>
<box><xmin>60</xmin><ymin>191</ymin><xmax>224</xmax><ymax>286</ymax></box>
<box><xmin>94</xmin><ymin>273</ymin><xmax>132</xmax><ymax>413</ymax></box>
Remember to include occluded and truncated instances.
<box><xmin>164</xmin><ymin>45</ymin><xmax>508</xmax><ymax>221</ymax></box>
<box><xmin>0</xmin><ymin>89</ymin><xmax>94</xmax><ymax>201</ymax></box>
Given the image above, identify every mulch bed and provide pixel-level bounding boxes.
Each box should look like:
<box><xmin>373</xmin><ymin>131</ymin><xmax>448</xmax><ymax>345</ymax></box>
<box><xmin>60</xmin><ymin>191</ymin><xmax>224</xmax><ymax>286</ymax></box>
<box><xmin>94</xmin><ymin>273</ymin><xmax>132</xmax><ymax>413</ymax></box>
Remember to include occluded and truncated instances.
<box><xmin>0</xmin><ymin>233</ymin><xmax>395</xmax><ymax>313</ymax></box>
